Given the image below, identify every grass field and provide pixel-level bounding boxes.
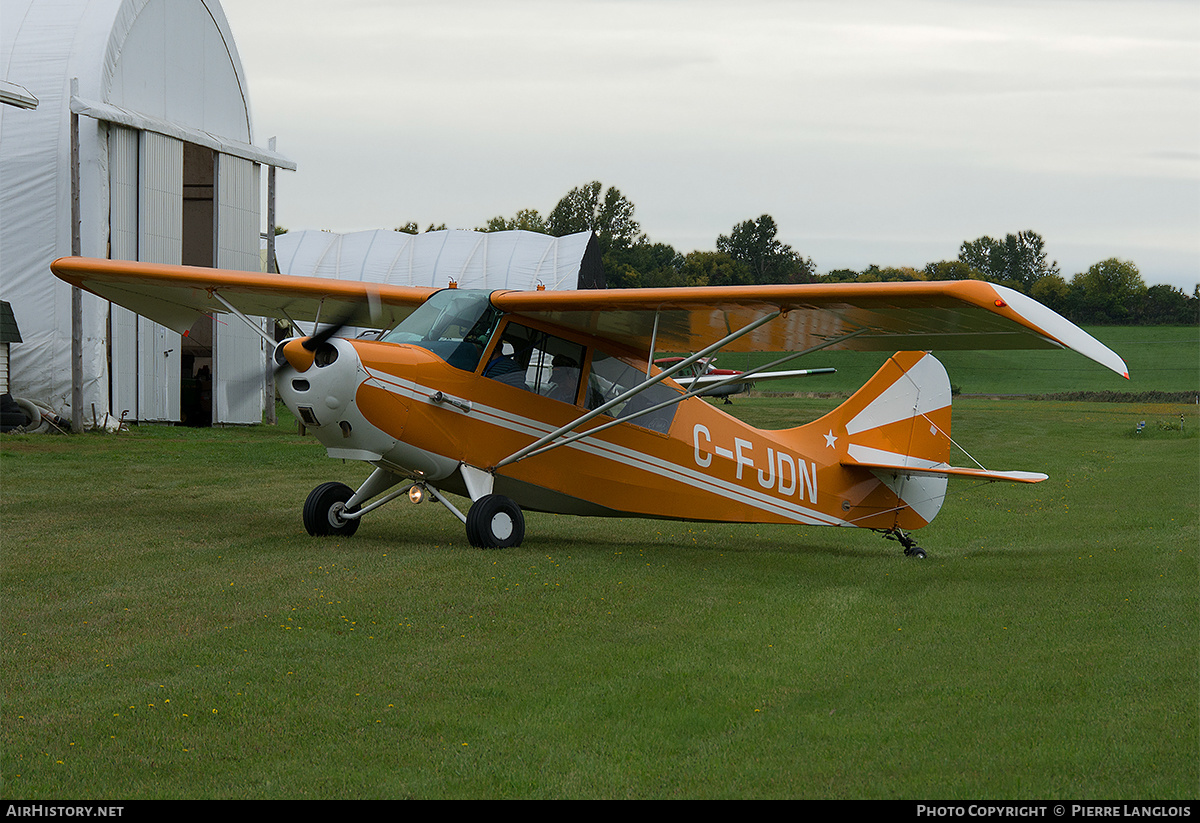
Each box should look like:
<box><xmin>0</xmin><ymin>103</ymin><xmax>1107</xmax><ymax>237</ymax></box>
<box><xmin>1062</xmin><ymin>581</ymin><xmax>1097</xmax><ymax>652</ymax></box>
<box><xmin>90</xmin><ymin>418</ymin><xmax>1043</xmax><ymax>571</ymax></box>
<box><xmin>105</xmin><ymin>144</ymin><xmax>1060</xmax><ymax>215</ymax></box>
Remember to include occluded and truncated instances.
<box><xmin>1</xmin><ymin>338</ymin><xmax>1197</xmax><ymax>799</ymax></box>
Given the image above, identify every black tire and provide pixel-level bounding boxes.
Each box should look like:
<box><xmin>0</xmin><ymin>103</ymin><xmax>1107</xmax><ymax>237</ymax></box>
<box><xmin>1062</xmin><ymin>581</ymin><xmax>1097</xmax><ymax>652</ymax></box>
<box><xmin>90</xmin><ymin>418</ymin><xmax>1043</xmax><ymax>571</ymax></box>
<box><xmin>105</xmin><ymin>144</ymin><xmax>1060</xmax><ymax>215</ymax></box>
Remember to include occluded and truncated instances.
<box><xmin>466</xmin><ymin>494</ymin><xmax>525</xmax><ymax>549</ymax></box>
<box><xmin>303</xmin><ymin>481</ymin><xmax>360</xmax><ymax>537</ymax></box>
<box><xmin>1</xmin><ymin>394</ymin><xmax>27</xmax><ymax>430</ymax></box>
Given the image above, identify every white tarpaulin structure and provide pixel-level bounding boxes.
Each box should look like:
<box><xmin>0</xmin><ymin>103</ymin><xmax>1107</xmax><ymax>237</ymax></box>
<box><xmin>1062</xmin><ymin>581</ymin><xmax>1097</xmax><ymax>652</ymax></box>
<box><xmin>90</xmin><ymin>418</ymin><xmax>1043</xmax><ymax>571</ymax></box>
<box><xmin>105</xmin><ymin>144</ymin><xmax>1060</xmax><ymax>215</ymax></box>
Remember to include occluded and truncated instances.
<box><xmin>0</xmin><ymin>0</ymin><xmax>292</xmax><ymax>426</ymax></box>
<box><xmin>273</xmin><ymin>229</ymin><xmax>605</xmax><ymax>293</ymax></box>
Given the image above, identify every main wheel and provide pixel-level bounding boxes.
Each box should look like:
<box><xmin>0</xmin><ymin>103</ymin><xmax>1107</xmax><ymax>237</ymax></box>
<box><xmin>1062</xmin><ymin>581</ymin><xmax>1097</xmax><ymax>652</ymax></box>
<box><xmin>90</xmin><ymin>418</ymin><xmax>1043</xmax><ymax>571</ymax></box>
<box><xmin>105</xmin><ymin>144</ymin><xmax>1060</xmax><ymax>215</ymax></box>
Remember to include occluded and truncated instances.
<box><xmin>303</xmin><ymin>481</ymin><xmax>360</xmax><ymax>537</ymax></box>
<box><xmin>465</xmin><ymin>494</ymin><xmax>525</xmax><ymax>549</ymax></box>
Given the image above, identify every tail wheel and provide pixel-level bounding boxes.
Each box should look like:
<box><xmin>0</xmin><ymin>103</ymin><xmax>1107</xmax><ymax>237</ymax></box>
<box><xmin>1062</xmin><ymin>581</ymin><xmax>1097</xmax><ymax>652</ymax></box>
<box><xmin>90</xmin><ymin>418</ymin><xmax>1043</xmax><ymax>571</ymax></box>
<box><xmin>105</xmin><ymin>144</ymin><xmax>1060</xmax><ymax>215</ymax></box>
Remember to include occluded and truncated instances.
<box><xmin>466</xmin><ymin>494</ymin><xmax>525</xmax><ymax>549</ymax></box>
<box><xmin>883</xmin><ymin>528</ymin><xmax>927</xmax><ymax>559</ymax></box>
<box><xmin>303</xmin><ymin>481</ymin><xmax>360</xmax><ymax>537</ymax></box>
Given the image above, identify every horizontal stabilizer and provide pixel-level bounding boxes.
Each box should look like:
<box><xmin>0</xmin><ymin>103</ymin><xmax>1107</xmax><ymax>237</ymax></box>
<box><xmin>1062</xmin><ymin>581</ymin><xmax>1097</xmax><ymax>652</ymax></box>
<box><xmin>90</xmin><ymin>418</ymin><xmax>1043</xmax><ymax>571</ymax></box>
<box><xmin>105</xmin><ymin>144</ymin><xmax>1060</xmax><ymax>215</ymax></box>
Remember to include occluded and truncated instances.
<box><xmin>843</xmin><ymin>446</ymin><xmax>1047</xmax><ymax>484</ymax></box>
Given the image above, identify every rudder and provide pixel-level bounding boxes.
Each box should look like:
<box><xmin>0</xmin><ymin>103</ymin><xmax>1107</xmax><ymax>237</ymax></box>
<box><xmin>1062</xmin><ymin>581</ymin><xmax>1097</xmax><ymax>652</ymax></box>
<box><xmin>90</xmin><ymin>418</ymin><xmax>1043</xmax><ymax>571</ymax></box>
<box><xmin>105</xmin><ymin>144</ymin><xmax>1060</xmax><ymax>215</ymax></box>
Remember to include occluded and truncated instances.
<box><xmin>827</xmin><ymin>351</ymin><xmax>954</xmax><ymax>529</ymax></box>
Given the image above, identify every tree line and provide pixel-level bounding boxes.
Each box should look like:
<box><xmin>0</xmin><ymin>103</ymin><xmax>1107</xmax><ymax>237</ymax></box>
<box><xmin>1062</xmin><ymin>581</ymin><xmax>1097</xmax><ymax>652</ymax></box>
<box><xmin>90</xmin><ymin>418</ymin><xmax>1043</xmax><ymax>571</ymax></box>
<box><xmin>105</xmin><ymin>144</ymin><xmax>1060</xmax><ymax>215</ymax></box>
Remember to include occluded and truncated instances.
<box><xmin>398</xmin><ymin>181</ymin><xmax>1198</xmax><ymax>326</ymax></box>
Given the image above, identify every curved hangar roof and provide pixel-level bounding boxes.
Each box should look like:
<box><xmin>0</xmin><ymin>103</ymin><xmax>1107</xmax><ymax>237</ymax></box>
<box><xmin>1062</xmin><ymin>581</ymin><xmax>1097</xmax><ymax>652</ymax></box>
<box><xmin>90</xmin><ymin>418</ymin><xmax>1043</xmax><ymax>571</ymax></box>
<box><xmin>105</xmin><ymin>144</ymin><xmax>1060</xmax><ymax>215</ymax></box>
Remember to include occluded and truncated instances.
<box><xmin>273</xmin><ymin>229</ymin><xmax>605</xmax><ymax>292</ymax></box>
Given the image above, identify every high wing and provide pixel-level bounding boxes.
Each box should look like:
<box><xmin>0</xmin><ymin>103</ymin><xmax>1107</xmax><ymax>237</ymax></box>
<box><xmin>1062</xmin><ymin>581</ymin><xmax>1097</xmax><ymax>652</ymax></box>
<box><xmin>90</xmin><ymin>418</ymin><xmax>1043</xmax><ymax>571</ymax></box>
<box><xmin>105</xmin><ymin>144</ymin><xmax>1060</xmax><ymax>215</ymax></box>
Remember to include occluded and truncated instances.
<box><xmin>491</xmin><ymin>281</ymin><xmax>1129</xmax><ymax>377</ymax></box>
<box><xmin>51</xmin><ymin>257</ymin><xmax>1128</xmax><ymax>379</ymax></box>
<box><xmin>50</xmin><ymin>257</ymin><xmax>437</xmax><ymax>335</ymax></box>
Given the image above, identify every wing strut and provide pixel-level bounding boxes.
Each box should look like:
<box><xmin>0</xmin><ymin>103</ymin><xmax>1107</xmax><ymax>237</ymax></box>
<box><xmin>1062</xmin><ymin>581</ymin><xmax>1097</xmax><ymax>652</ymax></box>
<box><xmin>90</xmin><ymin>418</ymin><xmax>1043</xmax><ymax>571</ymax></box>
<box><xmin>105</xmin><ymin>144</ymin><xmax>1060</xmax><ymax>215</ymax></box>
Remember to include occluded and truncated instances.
<box><xmin>645</xmin><ymin>309</ymin><xmax>661</xmax><ymax>379</ymax></box>
<box><xmin>493</xmin><ymin>310</ymin><xmax>783</xmax><ymax>470</ymax></box>
<box><xmin>281</xmin><ymin>309</ymin><xmax>309</xmax><ymax>338</ymax></box>
<box><xmin>496</xmin><ymin>328</ymin><xmax>869</xmax><ymax>467</ymax></box>
<box><xmin>210</xmin><ymin>291</ymin><xmax>278</xmax><ymax>347</ymax></box>
<box><xmin>674</xmin><ymin>330</ymin><xmax>865</xmax><ymax>398</ymax></box>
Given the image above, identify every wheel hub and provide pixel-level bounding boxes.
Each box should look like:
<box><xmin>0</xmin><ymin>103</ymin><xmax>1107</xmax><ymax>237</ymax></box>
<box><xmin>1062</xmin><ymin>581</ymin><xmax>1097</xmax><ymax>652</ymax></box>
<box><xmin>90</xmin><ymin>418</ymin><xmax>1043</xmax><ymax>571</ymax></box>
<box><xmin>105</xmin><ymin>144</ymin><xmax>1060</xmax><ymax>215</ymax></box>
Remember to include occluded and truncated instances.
<box><xmin>491</xmin><ymin>512</ymin><xmax>514</xmax><ymax>541</ymax></box>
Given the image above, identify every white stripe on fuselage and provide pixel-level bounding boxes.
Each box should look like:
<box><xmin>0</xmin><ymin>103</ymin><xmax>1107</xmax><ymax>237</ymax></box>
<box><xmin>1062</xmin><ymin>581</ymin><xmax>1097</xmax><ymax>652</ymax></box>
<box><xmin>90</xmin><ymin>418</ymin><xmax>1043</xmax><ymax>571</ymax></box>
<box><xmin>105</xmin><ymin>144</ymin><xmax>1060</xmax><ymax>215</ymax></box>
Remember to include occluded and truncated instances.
<box><xmin>361</xmin><ymin>366</ymin><xmax>848</xmax><ymax>527</ymax></box>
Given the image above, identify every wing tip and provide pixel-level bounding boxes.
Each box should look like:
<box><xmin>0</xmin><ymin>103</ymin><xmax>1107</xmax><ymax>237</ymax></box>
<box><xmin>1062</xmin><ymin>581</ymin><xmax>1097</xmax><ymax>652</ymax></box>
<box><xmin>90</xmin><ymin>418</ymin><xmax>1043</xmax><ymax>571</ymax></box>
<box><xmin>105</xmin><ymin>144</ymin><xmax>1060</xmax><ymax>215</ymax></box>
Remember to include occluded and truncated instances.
<box><xmin>988</xmin><ymin>283</ymin><xmax>1131</xmax><ymax>380</ymax></box>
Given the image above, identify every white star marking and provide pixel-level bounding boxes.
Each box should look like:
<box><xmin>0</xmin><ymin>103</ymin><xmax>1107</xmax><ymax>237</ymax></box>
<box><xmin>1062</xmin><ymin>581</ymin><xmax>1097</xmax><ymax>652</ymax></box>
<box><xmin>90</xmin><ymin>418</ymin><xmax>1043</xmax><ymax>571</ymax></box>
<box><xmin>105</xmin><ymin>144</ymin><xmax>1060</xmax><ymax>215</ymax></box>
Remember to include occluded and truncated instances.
<box><xmin>824</xmin><ymin>430</ymin><xmax>838</xmax><ymax>448</ymax></box>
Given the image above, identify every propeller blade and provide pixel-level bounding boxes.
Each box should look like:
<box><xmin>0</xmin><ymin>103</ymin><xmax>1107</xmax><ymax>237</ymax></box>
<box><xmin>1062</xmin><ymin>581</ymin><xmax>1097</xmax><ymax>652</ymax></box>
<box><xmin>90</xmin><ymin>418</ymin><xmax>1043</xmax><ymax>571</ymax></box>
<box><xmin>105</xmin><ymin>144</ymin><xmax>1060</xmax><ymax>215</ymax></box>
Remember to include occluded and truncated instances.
<box><xmin>302</xmin><ymin>306</ymin><xmax>359</xmax><ymax>351</ymax></box>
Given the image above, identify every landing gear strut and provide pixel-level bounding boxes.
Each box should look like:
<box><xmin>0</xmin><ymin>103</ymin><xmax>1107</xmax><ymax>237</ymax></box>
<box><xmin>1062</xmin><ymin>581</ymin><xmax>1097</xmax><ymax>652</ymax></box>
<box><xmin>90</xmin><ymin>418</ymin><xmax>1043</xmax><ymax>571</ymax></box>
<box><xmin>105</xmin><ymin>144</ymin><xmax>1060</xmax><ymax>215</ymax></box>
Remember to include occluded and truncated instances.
<box><xmin>883</xmin><ymin>528</ymin><xmax>926</xmax><ymax>559</ymax></box>
<box><xmin>301</xmin><ymin>473</ymin><xmax>527</xmax><ymax>551</ymax></box>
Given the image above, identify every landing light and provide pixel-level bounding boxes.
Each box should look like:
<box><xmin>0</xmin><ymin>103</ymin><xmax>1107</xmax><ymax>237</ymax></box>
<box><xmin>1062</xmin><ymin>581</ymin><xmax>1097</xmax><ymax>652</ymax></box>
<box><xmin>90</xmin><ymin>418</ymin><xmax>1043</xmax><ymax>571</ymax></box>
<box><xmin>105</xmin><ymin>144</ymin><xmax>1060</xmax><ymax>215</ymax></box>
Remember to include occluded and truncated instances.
<box><xmin>409</xmin><ymin>485</ymin><xmax>425</xmax><ymax>504</ymax></box>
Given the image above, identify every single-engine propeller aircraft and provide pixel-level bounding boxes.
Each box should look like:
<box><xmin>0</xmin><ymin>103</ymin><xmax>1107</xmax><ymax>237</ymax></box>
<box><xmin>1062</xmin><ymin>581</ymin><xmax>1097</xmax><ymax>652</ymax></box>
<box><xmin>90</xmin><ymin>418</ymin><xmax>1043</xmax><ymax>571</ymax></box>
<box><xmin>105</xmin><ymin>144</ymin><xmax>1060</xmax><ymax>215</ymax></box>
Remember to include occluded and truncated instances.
<box><xmin>52</xmin><ymin>255</ymin><xmax>1129</xmax><ymax>557</ymax></box>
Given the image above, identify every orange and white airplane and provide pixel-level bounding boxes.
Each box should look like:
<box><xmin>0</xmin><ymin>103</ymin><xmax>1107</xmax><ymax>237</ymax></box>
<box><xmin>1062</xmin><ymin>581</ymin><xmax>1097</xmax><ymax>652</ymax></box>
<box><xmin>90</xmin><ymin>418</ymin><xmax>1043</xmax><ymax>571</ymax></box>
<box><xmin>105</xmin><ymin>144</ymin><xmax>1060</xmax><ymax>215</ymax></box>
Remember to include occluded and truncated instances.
<box><xmin>52</xmin><ymin>256</ymin><xmax>1129</xmax><ymax>557</ymax></box>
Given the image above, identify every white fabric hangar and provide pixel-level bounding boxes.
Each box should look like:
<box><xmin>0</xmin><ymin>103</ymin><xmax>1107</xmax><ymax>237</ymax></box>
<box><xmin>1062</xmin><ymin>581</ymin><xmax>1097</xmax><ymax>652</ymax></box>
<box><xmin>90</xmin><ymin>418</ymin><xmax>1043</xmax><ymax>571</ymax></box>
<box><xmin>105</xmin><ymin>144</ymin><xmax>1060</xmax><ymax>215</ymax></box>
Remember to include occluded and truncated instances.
<box><xmin>273</xmin><ymin>229</ymin><xmax>605</xmax><ymax>293</ymax></box>
<box><xmin>0</xmin><ymin>0</ymin><xmax>293</xmax><ymax>427</ymax></box>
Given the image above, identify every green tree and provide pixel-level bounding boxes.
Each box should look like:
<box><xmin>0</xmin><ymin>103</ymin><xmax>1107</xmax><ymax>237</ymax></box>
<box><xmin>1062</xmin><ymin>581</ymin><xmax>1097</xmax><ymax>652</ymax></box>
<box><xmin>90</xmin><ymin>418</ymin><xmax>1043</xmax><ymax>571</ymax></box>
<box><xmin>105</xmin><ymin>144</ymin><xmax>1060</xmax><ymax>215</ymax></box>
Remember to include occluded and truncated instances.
<box><xmin>957</xmin><ymin>230</ymin><xmax>1059</xmax><ymax>292</ymax></box>
<box><xmin>479</xmin><ymin>208</ymin><xmax>547</xmax><ymax>233</ymax></box>
<box><xmin>855</xmin><ymin>265</ymin><xmax>926</xmax><ymax>282</ymax></box>
<box><xmin>1069</xmin><ymin>258</ymin><xmax>1147</xmax><ymax>323</ymax></box>
<box><xmin>1030</xmin><ymin>272</ymin><xmax>1071</xmax><ymax>316</ymax></box>
<box><xmin>395</xmin><ymin>222</ymin><xmax>447</xmax><ymax>234</ymax></box>
<box><xmin>679</xmin><ymin>250</ymin><xmax>753</xmax><ymax>288</ymax></box>
<box><xmin>923</xmin><ymin>259</ymin><xmax>982</xmax><ymax>281</ymax></box>
<box><xmin>604</xmin><ymin>242</ymin><xmax>685</xmax><ymax>289</ymax></box>
<box><xmin>821</xmin><ymin>268</ymin><xmax>860</xmax><ymax>283</ymax></box>
<box><xmin>546</xmin><ymin>182</ymin><xmax>644</xmax><ymax>250</ymax></box>
<box><xmin>716</xmin><ymin>215</ymin><xmax>814</xmax><ymax>285</ymax></box>
<box><xmin>544</xmin><ymin>182</ymin><xmax>649</xmax><ymax>288</ymax></box>
<box><xmin>1135</xmin><ymin>283</ymin><xmax>1199</xmax><ymax>325</ymax></box>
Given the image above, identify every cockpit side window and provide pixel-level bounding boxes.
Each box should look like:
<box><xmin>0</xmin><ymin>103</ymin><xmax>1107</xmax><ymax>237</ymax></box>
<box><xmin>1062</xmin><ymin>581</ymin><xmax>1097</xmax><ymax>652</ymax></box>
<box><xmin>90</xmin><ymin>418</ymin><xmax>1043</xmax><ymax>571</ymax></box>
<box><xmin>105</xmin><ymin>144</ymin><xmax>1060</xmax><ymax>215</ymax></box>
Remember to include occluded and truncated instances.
<box><xmin>380</xmin><ymin>290</ymin><xmax>500</xmax><ymax>372</ymax></box>
<box><xmin>587</xmin><ymin>350</ymin><xmax>680</xmax><ymax>434</ymax></box>
<box><xmin>484</xmin><ymin>322</ymin><xmax>585</xmax><ymax>404</ymax></box>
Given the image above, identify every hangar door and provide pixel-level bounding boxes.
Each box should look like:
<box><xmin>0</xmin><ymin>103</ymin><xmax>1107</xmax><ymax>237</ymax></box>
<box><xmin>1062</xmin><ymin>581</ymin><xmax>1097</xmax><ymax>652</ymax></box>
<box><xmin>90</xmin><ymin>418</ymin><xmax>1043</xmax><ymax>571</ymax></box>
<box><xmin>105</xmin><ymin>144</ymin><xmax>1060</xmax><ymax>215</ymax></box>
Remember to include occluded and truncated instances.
<box><xmin>213</xmin><ymin>154</ymin><xmax>265</xmax><ymax>425</ymax></box>
<box><xmin>107</xmin><ymin>127</ymin><xmax>265</xmax><ymax>425</ymax></box>
<box><xmin>109</xmin><ymin>128</ymin><xmax>182</xmax><ymax>423</ymax></box>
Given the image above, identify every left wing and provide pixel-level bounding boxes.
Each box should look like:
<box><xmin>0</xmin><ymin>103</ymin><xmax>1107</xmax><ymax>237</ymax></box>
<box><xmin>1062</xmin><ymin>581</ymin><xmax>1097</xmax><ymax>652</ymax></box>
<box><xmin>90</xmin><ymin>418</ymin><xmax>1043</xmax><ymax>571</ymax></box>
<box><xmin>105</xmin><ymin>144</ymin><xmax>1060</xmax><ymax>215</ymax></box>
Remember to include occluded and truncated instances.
<box><xmin>492</xmin><ymin>280</ymin><xmax>1129</xmax><ymax>378</ymax></box>
<box><xmin>51</xmin><ymin>257</ymin><xmax>437</xmax><ymax>335</ymax></box>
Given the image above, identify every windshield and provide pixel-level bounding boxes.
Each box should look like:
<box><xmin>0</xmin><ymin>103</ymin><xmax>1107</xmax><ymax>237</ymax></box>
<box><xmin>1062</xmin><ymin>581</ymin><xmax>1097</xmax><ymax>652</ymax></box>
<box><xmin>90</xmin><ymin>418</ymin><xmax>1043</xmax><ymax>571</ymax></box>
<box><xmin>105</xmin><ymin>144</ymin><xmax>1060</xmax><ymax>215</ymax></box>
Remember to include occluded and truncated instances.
<box><xmin>380</xmin><ymin>289</ymin><xmax>500</xmax><ymax>372</ymax></box>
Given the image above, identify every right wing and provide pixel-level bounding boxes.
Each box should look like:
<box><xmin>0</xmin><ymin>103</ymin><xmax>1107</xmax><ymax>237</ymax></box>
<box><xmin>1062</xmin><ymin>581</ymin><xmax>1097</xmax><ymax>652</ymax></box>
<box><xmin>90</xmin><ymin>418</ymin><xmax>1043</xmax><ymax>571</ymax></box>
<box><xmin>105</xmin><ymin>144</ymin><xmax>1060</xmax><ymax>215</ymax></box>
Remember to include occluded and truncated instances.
<box><xmin>51</xmin><ymin>257</ymin><xmax>438</xmax><ymax>335</ymax></box>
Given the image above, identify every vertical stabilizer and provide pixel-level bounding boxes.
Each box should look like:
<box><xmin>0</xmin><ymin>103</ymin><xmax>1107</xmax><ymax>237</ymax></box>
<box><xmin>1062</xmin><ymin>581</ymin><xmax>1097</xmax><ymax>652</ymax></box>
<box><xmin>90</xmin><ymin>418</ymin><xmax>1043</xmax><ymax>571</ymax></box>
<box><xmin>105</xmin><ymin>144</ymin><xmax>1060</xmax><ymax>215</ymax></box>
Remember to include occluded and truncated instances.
<box><xmin>822</xmin><ymin>352</ymin><xmax>954</xmax><ymax>529</ymax></box>
<box><xmin>823</xmin><ymin>351</ymin><xmax>1048</xmax><ymax>532</ymax></box>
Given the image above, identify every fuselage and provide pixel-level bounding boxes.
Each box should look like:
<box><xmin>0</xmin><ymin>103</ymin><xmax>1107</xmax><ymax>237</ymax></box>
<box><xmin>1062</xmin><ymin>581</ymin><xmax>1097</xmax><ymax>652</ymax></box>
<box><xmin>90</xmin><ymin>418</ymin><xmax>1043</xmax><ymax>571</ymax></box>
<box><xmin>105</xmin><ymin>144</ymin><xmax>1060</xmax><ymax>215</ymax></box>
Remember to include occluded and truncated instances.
<box><xmin>276</xmin><ymin>297</ymin><xmax>931</xmax><ymax>532</ymax></box>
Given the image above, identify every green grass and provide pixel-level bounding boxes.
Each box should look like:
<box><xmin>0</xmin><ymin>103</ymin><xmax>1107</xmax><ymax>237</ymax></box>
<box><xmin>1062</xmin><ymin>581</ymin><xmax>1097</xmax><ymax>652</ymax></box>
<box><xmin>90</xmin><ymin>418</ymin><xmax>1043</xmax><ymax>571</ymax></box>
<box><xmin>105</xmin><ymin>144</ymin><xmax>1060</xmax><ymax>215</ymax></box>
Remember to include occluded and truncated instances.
<box><xmin>2</xmin><ymin>354</ymin><xmax>1198</xmax><ymax>798</ymax></box>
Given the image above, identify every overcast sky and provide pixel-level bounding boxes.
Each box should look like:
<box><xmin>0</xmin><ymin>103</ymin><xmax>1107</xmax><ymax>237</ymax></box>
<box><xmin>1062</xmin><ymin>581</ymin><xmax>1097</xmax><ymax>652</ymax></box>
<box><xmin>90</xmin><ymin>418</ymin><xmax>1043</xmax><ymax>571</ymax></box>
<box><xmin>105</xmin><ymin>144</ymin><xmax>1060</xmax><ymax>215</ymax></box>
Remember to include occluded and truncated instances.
<box><xmin>221</xmin><ymin>0</ymin><xmax>1199</xmax><ymax>290</ymax></box>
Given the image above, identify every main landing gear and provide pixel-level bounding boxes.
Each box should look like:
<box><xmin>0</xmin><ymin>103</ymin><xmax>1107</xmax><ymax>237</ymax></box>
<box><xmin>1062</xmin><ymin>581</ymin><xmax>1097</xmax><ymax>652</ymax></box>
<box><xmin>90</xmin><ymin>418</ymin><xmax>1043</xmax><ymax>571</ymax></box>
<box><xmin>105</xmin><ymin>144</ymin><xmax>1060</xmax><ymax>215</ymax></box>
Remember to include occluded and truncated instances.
<box><xmin>882</xmin><ymin>528</ymin><xmax>927</xmax><ymax>559</ymax></box>
<box><xmin>465</xmin><ymin>494</ymin><xmax>525</xmax><ymax>549</ymax></box>
<box><xmin>303</xmin><ymin>481</ymin><xmax>361</xmax><ymax>537</ymax></box>
<box><xmin>301</xmin><ymin>475</ymin><xmax>526</xmax><ymax>550</ymax></box>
